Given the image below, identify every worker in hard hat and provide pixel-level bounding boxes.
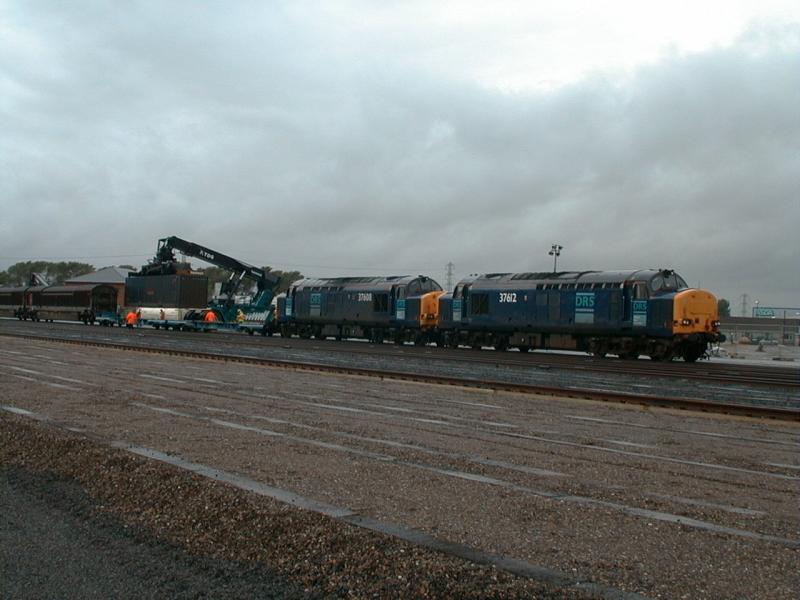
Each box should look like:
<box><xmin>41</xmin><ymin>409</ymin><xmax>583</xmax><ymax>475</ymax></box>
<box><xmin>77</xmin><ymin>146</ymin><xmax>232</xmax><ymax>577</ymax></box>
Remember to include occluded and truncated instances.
<box><xmin>125</xmin><ymin>310</ymin><xmax>138</xmax><ymax>329</ymax></box>
<box><xmin>236</xmin><ymin>309</ymin><xmax>245</xmax><ymax>324</ymax></box>
<box><xmin>204</xmin><ymin>310</ymin><xmax>217</xmax><ymax>323</ymax></box>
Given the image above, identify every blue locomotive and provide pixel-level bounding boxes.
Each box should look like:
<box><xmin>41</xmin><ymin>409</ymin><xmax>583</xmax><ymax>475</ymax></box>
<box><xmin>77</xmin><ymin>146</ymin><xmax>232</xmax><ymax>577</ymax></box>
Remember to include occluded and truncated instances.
<box><xmin>277</xmin><ymin>275</ymin><xmax>444</xmax><ymax>344</ymax></box>
<box><xmin>438</xmin><ymin>269</ymin><xmax>722</xmax><ymax>362</ymax></box>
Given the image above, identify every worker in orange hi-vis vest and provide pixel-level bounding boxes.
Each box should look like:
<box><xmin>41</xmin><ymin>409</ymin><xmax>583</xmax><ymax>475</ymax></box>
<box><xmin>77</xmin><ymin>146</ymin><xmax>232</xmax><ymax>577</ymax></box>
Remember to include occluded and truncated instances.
<box><xmin>125</xmin><ymin>310</ymin><xmax>138</xmax><ymax>329</ymax></box>
<box><xmin>204</xmin><ymin>310</ymin><xmax>217</xmax><ymax>323</ymax></box>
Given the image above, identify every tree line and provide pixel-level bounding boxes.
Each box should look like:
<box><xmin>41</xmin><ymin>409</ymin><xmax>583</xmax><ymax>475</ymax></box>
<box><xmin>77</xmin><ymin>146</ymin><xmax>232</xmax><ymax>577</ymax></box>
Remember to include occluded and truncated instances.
<box><xmin>0</xmin><ymin>261</ymin><xmax>96</xmax><ymax>286</ymax></box>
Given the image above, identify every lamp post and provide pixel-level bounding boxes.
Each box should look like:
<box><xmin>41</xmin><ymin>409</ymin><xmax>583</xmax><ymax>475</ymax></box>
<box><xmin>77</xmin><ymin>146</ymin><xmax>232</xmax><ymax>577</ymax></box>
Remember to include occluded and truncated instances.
<box><xmin>548</xmin><ymin>244</ymin><xmax>563</xmax><ymax>273</ymax></box>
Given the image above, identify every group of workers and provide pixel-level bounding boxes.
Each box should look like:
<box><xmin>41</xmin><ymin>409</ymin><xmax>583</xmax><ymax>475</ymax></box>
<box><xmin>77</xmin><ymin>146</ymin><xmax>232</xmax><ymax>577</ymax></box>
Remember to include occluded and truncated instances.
<box><xmin>124</xmin><ymin>307</ymin><xmax>221</xmax><ymax>329</ymax></box>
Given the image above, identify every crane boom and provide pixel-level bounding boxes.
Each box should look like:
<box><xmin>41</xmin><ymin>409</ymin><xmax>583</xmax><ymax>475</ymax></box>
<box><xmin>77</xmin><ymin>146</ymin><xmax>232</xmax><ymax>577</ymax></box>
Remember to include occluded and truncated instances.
<box><xmin>144</xmin><ymin>236</ymin><xmax>279</xmax><ymax>325</ymax></box>
<box><xmin>156</xmin><ymin>236</ymin><xmax>278</xmax><ymax>287</ymax></box>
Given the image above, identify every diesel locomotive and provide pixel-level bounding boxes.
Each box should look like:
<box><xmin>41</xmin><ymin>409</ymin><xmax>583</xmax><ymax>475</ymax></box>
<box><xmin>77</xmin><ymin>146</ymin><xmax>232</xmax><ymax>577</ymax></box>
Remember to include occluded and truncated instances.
<box><xmin>438</xmin><ymin>269</ymin><xmax>722</xmax><ymax>362</ymax></box>
<box><xmin>277</xmin><ymin>275</ymin><xmax>444</xmax><ymax>344</ymax></box>
<box><xmin>276</xmin><ymin>268</ymin><xmax>722</xmax><ymax>362</ymax></box>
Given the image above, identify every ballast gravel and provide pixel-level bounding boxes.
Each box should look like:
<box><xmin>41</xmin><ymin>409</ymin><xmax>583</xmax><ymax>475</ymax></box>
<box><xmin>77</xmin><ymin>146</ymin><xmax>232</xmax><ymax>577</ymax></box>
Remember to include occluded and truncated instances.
<box><xmin>0</xmin><ymin>416</ymin><xmax>589</xmax><ymax>599</ymax></box>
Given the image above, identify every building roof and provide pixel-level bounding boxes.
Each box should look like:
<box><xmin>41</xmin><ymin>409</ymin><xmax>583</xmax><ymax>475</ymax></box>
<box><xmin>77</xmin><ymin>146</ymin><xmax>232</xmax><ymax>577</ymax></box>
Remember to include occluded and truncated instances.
<box><xmin>65</xmin><ymin>267</ymin><xmax>131</xmax><ymax>285</ymax></box>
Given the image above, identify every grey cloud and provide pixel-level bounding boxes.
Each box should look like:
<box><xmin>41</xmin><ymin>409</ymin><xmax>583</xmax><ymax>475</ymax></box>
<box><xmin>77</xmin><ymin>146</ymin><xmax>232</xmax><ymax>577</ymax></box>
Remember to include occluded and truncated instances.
<box><xmin>0</xmin><ymin>6</ymin><xmax>798</xmax><ymax>307</ymax></box>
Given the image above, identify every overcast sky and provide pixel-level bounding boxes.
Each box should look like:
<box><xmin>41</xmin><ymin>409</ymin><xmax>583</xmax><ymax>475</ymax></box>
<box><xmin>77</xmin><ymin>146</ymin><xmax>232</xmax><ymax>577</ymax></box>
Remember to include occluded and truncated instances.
<box><xmin>1</xmin><ymin>1</ymin><xmax>798</xmax><ymax>311</ymax></box>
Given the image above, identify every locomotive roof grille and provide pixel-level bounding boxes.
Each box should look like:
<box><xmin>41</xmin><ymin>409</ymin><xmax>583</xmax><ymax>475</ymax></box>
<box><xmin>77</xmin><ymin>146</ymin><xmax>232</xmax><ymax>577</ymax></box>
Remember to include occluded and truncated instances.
<box><xmin>465</xmin><ymin>269</ymin><xmax>683</xmax><ymax>289</ymax></box>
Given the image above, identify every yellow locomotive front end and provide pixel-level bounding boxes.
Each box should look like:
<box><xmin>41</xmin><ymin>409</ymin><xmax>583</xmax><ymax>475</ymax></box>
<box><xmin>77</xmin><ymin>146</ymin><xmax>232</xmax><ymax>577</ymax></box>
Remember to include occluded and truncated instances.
<box><xmin>671</xmin><ymin>289</ymin><xmax>724</xmax><ymax>361</ymax></box>
<box><xmin>419</xmin><ymin>290</ymin><xmax>445</xmax><ymax>330</ymax></box>
<box><xmin>673</xmin><ymin>289</ymin><xmax>720</xmax><ymax>336</ymax></box>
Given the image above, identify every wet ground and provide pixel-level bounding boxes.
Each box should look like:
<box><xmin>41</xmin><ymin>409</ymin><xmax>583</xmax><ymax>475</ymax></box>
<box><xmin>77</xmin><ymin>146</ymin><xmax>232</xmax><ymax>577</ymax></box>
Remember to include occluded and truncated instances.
<box><xmin>1</xmin><ymin>336</ymin><xmax>798</xmax><ymax>599</ymax></box>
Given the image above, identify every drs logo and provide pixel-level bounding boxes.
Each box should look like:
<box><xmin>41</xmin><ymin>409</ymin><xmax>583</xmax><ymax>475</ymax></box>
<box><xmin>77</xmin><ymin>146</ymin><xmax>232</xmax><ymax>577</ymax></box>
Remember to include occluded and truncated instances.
<box><xmin>575</xmin><ymin>292</ymin><xmax>595</xmax><ymax>324</ymax></box>
<box><xmin>575</xmin><ymin>294</ymin><xmax>594</xmax><ymax>309</ymax></box>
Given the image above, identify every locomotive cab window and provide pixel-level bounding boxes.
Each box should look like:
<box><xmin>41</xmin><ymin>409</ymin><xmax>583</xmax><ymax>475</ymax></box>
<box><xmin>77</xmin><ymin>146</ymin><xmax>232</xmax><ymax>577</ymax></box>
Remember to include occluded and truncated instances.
<box><xmin>425</xmin><ymin>279</ymin><xmax>442</xmax><ymax>292</ymax></box>
<box><xmin>650</xmin><ymin>273</ymin><xmax>688</xmax><ymax>293</ymax></box>
<box><xmin>633</xmin><ymin>282</ymin><xmax>648</xmax><ymax>299</ymax></box>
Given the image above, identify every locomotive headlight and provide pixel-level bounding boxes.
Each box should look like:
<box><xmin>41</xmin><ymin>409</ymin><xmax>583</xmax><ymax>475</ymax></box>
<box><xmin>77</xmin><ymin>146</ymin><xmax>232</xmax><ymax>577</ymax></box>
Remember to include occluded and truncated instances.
<box><xmin>712</xmin><ymin>320</ymin><xmax>720</xmax><ymax>327</ymax></box>
<box><xmin>681</xmin><ymin>319</ymin><xmax>692</xmax><ymax>326</ymax></box>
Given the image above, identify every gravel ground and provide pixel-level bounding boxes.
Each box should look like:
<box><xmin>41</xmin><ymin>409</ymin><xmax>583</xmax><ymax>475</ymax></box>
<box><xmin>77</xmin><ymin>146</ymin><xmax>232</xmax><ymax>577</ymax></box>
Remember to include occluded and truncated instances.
<box><xmin>0</xmin><ymin>418</ymin><xmax>587</xmax><ymax>600</ymax></box>
<box><xmin>1</xmin><ymin>336</ymin><xmax>798</xmax><ymax>599</ymax></box>
<box><xmin>1</xmin><ymin>465</ymin><xmax>315</xmax><ymax>600</ymax></box>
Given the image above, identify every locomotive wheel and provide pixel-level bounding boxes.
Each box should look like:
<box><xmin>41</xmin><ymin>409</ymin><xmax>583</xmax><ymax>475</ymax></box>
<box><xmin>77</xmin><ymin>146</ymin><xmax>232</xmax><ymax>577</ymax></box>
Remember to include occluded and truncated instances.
<box><xmin>518</xmin><ymin>346</ymin><xmax>530</xmax><ymax>353</ymax></box>
<box><xmin>618</xmin><ymin>352</ymin><xmax>639</xmax><ymax>360</ymax></box>
<box><xmin>589</xmin><ymin>339</ymin><xmax>608</xmax><ymax>358</ymax></box>
<box><xmin>494</xmin><ymin>338</ymin><xmax>509</xmax><ymax>352</ymax></box>
<box><xmin>682</xmin><ymin>346</ymin><xmax>703</xmax><ymax>363</ymax></box>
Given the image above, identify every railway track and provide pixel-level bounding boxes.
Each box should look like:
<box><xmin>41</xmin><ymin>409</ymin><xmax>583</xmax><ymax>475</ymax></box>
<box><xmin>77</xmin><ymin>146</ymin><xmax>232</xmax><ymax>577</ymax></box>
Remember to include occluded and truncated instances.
<box><xmin>2</xmin><ymin>318</ymin><xmax>797</xmax><ymax>388</ymax></box>
<box><xmin>2</xmin><ymin>326</ymin><xmax>798</xmax><ymax>422</ymax></box>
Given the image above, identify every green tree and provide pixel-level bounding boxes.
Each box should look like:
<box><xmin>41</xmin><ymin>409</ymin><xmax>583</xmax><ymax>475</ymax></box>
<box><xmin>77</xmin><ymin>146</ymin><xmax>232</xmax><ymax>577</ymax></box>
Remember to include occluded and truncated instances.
<box><xmin>263</xmin><ymin>267</ymin><xmax>303</xmax><ymax>295</ymax></box>
<box><xmin>196</xmin><ymin>265</ymin><xmax>304</xmax><ymax>299</ymax></box>
<box><xmin>47</xmin><ymin>261</ymin><xmax>95</xmax><ymax>284</ymax></box>
<box><xmin>3</xmin><ymin>261</ymin><xmax>94</xmax><ymax>285</ymax></box>
<box><xmin>717</xmin><ymin>298</ymin><xmax>731</xmax><ymax>317</ymax></box>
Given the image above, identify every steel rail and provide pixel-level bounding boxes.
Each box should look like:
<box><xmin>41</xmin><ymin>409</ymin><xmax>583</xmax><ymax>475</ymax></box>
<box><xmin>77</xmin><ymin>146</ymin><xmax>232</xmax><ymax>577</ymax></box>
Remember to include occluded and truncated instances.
<box><xmin>3</xmin><ymin>319</ymin><xmax>797</xmax><ymax>388</ymax></box>
<box><xmin>4</xmin><ymin>331</ymin><xmax>798</xmax><ymax>422</ymax></box>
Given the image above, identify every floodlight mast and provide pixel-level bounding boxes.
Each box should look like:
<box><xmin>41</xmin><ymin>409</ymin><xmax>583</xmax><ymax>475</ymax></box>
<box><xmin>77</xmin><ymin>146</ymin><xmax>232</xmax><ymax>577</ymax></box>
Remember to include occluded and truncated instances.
<box><xmin>548</xmin><ymin>244</ymin><xmax>563</xmax><ymax>272</ymax></box>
